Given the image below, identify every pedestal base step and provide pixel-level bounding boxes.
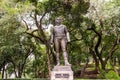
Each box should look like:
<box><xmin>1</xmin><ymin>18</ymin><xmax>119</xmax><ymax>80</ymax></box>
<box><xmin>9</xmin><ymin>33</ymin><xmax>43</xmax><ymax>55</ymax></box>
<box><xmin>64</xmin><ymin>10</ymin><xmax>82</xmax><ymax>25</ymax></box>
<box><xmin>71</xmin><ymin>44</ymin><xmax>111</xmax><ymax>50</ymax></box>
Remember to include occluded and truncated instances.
<box><xmin>51</xmin><ymin>66</ymin><xmax>73</xmax><ymax>80</ymax></box>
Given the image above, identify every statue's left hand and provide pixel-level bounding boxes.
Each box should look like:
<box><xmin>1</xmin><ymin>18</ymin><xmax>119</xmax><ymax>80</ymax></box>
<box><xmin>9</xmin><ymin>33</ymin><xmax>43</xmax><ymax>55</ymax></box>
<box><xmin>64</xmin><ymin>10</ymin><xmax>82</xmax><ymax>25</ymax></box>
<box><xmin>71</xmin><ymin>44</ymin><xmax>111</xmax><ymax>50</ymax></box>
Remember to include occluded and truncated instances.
<box><xmin>67</xmin><ymin>39</ymin><xmax>70</xmax><ymax>42</ymax></box>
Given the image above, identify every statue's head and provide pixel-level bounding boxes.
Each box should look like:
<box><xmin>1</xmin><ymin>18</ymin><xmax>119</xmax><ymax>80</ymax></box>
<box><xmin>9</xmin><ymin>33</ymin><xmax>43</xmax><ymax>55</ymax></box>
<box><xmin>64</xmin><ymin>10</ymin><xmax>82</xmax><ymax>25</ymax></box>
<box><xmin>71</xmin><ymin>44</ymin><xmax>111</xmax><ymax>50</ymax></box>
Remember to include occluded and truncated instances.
<box><xmin>55</xmin><ymin>17</ymin><xmax>62</xmax><ymax>25</ymax></box>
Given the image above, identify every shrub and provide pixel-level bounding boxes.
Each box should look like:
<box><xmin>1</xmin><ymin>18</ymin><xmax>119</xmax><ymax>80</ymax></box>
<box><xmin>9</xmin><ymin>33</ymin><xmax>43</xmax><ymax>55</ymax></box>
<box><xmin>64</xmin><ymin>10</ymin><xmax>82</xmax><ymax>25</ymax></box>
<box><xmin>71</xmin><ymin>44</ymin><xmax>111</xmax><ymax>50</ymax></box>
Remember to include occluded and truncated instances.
<box><xmin>105</xmin><ymin>70</ymin><xmax>120</xmax><ymax>79</ymax></box>
<box><xmin>98</xmin><ymin>70</ymin><xmax>106</xmax><ymax>79</ymax></box>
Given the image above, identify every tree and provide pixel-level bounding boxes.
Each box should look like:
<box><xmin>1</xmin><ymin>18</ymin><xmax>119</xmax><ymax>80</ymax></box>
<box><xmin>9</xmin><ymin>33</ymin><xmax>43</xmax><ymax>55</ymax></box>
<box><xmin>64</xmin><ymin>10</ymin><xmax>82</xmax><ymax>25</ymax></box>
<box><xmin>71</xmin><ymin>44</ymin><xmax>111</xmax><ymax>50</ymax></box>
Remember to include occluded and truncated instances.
<box><xmin>1</xmin><ymin>0</ymin><xmax>120</xmax><ymax>79</ymax></box>
<box><xmin>0</xmin><ymin>0</ymin><xmax>34</xmax><ymax>78</ymax></box>
<box><xmin>86</xmin><ymin>0</ymin><xmax>120</xmax><ymax>71</ymax></box>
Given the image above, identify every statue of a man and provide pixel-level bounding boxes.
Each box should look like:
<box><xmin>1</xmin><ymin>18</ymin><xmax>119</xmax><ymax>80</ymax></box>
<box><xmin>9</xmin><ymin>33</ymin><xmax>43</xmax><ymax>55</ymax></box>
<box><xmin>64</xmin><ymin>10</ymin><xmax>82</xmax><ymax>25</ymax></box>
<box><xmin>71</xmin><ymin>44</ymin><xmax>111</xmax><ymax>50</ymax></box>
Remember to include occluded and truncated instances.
<box><xmin>50</xmin><ymin>17</ymin><xmax>71</xmax><ymax>66</ymax></box>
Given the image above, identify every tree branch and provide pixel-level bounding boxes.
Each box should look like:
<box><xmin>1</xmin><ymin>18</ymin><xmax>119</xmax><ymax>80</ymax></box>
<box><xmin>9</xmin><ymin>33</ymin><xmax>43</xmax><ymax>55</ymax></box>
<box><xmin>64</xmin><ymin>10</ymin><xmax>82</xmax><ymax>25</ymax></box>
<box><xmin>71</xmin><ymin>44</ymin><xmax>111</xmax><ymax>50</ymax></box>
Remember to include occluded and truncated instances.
<box><xmin>70</xmin><ymin>38</ymin><xmax>82</xmax><ymax>43</ymax></box>
<box><xmin>105</xmin><ymin>38</ymin><xmax>119</xmax><ymax>62</ymax></box>
<box><xmin>88</xmin><ymin>23</ymin><xmax>103</xmax><ymax>63</ymax></box>
<box><xmin>21</xmin><ymin>17</ymin><xmax>29</xmax><ymax>30</ymax></box>
<box><xmin>25</xmin><ymin>32</ymin><xmax>44</xmax><ymax>43</ymax></box>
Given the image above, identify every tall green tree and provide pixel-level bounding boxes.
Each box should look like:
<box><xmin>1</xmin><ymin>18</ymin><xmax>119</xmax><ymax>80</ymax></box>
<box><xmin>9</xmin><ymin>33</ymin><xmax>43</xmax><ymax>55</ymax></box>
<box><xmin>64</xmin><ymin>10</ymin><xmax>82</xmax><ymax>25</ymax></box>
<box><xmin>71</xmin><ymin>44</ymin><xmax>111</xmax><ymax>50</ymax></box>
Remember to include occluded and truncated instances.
<box><xmin>86</xmin><ymin>0</ymin><xmax>120</xmax><ymax>71</ymax></box>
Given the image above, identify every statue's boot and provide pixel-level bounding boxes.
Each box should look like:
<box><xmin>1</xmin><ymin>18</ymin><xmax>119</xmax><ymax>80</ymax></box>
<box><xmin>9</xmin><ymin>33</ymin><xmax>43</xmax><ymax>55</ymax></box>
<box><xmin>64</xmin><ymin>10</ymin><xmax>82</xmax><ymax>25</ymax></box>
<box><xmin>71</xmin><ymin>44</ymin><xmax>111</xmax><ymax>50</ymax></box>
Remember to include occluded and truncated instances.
<box><xmin>56</xmin><ymin>53</ymin><xmax>60</xmax><ymax>66</ymax></box>
<box><xmin>63</xmin><ymin>52</ymin><xmax>71</xmax><ymax>66</ymax></box>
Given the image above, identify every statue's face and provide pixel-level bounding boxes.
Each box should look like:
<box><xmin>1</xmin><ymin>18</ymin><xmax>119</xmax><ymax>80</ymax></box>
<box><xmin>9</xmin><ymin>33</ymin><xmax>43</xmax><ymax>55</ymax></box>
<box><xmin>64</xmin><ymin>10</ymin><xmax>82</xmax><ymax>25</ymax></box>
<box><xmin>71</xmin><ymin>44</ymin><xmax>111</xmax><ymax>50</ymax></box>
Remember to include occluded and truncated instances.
<box><xmin>55</xmin><ymin>18</ymin><xmax>62</xmax><ymax>24</ymax></box>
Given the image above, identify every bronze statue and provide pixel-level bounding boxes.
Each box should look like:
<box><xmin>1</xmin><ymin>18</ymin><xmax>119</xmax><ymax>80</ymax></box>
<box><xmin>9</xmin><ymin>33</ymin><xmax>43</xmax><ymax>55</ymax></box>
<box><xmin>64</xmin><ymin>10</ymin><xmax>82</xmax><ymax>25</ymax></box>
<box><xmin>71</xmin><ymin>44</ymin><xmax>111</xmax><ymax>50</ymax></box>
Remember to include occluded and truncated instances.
<box><xmin>50</xmin><ymin>17</ymin><xmax>71</xmax><ymax>66</ymax></box>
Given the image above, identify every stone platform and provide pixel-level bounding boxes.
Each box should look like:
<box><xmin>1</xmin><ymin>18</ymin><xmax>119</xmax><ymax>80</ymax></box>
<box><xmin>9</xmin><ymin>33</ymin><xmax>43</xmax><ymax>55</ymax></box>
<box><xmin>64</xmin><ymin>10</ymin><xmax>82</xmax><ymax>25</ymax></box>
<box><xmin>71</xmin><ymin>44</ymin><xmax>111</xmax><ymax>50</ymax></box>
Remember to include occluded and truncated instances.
<box><xmin>51</xmin><ymin>66</ymin><xmax>73</xmax><ymax>80</ymax></box>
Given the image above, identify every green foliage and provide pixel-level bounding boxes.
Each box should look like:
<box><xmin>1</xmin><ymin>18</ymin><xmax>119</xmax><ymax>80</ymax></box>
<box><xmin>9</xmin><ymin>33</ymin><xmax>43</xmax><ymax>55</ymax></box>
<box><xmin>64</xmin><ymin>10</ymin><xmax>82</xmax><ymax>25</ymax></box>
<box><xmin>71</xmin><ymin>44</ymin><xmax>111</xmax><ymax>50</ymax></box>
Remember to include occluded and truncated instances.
<box><xmin>0</xmin><ymin>0</ymin><xmax>34</xmax><ymax>16</ymax></box>
<box><xmin>105</xmin><ymin>71</ymin><xmax>120</xmax><ymax>79</ymax></box>
<box><xmin>0</xmin><ymin>0</ymin><xmax>120</xmax><ymax>79</ymax></box>
<box><xmin>98</xmin><ymin>69</ymin><xmax>120</xmax><ymax>79</ymax></box>
<box><xmin>98</xmin><ymin>70</ymin><xmax>106</xmax><ymax>79</ymax></box>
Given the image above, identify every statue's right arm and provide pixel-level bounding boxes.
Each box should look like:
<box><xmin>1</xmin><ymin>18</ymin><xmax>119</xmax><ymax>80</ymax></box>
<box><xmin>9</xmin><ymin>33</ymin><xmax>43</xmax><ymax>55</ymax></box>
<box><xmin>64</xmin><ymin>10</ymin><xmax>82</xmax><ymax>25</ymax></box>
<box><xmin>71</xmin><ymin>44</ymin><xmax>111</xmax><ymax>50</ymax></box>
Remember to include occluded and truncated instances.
<box><xmin>50</xmin><ymin>34</ymin><xmax>53</xmax><ymax>44</ymax></box>
<box><xmin>50</xmin><ymin>28</ymin><xmax>54</xmax><ymax>44</ymax></box>
<box><xmin>64</xmin><ymin>26</ymin><xmax>70</xmax><ymax>42</ymax></box>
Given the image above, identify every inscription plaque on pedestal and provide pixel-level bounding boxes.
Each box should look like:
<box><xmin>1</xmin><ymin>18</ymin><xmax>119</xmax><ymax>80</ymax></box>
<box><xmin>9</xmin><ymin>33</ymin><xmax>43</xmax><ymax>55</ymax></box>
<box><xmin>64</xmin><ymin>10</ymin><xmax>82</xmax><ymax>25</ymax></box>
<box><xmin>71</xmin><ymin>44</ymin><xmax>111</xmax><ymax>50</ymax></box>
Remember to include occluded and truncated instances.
<box><xmin>51</xmin><ymin>66</ymin><xmax>73</xmax><ymax>80</ymax></box>
<box><xmin>55</xmin><ymin>74</ymin><xmax>69</xmax><ymax>78</ymax></box>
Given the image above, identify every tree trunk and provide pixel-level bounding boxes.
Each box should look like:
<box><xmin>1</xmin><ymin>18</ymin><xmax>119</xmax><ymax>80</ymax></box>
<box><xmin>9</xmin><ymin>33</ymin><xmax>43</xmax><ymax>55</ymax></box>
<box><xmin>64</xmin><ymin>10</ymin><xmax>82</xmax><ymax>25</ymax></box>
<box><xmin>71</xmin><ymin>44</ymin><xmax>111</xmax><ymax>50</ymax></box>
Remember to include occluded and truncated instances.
<box><xmin>95</xmin><ymin>59</ymin><xmax>99</xmax><ymax>71</ymax></box>
<box><xmin>89</xmin><ymin>48</ymin><xmax>99</xmax><ymax>71</ymax></box>
<box><xmin>101</xmin><ymin>61</ymin><xmax>106</xmax><ymax>70</ymax></box>
<box><xmin>2</xmin><ymin>66</ymin><xmax>5</xmax><ymax>79</ymax></box>
<box><xmin>50</xmin><ymin>45</ymin><xmax>56</xmax><ymax>65</ymax></box>
<box><xmin>80</xmin><ymin>58</ymin><xmax>89</xmax><ymax>77</ymax></box>
<box><xmin>18</xmin><ymin>63</ymin><xmax>22</xmax><ymax>78</ymax></box>
<box><xmin>90</xmin><ymin>24</ymin><xmax>104</xmax><ymax>70</ymax></box>
<box><xmin>45</xmin><ymin>41</ymin><xmax>51</xmax><ymax>77</ymax></box>
<box><xmin>12</xmin><ymin>62</ymin><xmax>18</xmax><ymax>78</ymax></box>
<box><xmin>2</xmin><ymin>61</ymin><xmax>6</xmax><ymax>79</ymax></box>
<box><xmin>5</xmin><ymin>64</ymin><xmax>8</xmax><ymax>79</ymax></box>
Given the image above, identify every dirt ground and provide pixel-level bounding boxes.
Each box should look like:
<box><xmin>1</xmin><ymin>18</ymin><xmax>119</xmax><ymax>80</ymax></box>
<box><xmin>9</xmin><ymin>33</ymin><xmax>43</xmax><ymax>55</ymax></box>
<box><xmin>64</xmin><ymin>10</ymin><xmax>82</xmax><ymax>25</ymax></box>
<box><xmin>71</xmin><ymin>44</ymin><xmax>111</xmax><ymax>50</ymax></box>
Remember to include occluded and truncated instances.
<box><xmin>74</xmin><ymin>64</ymin><xmax>120</xmax><ymax>79</ymax></box>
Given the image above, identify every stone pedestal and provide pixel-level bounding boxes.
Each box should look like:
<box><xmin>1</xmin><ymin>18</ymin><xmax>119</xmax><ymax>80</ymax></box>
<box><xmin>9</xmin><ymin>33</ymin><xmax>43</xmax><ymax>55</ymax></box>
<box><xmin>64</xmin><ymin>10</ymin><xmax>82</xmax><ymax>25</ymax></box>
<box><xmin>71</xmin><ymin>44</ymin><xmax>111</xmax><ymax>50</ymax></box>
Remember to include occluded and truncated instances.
<box><xmin>51</xmin><ymin>66</ymin><xmax>73</xmax><ymax>80</ymax></box>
